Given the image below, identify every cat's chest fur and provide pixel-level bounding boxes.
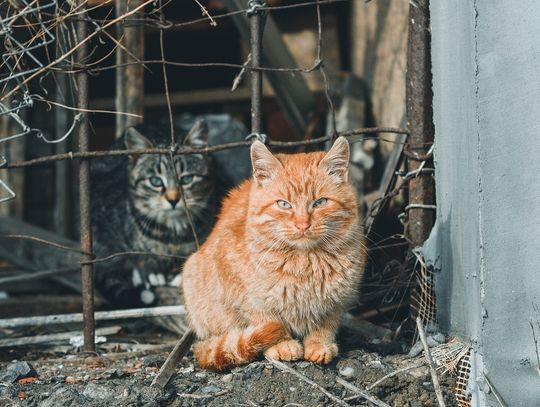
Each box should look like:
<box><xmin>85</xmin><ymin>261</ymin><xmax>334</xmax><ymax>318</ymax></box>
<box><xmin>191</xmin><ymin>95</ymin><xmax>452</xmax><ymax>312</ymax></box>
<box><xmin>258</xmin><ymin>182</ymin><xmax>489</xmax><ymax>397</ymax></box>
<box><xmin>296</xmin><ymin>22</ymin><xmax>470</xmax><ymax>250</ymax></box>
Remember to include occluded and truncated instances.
<box><xmin>251</xmin><ymin>249</ymin><xmax>359</xmax><ymax>336</ymax></box>
<box><xmin>130</xmin><ymin>222</ymin><xmax>197</xmax><ymax>256</ymax></box>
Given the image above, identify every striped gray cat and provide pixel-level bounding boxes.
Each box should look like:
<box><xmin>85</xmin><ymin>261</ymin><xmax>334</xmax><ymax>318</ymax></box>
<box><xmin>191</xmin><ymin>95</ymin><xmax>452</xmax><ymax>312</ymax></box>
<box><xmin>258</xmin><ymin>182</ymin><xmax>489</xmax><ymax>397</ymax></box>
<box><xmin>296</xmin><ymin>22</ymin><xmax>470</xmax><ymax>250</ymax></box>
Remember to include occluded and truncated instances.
<box><xmin>91</xmin><ymin>115</ymin><xmax>250</xmax><ymax>307</ymax></box>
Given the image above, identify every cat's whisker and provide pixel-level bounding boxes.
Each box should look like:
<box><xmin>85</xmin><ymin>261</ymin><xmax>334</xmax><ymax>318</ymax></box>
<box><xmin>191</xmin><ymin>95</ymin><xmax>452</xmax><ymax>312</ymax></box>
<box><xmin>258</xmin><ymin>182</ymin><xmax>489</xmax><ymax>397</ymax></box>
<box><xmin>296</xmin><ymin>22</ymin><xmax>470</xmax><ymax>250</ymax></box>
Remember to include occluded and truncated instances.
<box><xmin>254</xmin><ymin>237</ymin><xmax>288</xmax><ymax>274</ymax></box>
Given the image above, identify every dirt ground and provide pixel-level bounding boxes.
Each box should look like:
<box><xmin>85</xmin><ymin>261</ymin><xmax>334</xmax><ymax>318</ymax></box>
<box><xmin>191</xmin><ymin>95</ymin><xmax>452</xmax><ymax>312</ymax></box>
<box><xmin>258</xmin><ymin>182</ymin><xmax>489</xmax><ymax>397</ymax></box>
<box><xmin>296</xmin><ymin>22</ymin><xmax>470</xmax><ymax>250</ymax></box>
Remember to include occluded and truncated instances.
<box><xmin>0</xmin><ymin>324</ymin><xmax>458</xmax><ymax>407</ymax></box>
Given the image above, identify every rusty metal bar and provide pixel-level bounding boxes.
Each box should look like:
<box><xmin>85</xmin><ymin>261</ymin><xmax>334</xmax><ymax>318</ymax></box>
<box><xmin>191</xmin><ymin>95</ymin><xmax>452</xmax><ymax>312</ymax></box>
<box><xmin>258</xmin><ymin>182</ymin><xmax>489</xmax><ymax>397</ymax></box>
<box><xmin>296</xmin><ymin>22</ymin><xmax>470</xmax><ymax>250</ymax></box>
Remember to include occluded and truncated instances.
<box><xmin>225</xmin><ymin>0</ymin><xmax>315</xmax><ymax>137</ymax></box>
<box><xmin>75</xmin><ymin>0</ymin><xmax>95</xmax><ymax>352</ymax></box>
<box><xmin>249</xmin><ymin>0</ymin><xmax>264</xmax><ymax>134</ymax></box>
<box><xmin>405</xmin><ymin>0</ymin><xmax>435</xmax><ymax>247</ymax></box>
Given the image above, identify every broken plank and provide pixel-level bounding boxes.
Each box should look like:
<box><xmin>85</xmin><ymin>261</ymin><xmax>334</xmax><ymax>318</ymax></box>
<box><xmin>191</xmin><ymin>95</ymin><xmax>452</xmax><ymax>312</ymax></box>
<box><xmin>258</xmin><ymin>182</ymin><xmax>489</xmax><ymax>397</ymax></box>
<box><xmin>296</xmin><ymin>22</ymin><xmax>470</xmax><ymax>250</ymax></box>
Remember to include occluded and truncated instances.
<box><xmin>0</xmin><ymin>216</ymin><xmax>81</xmax><ymax>292</ymax></box>
<box><xmin>0</xmin><ymin>326</ymin><xmax>121</xmax><ymax>348</ymax></box>
<box><xmin>151</xmin><ymin>329</ymin><xmax>195</xmax><ymax>389</ymax></box>
<box><xmin>0</xmin><ymin>305</ymin><xmax>185</xmax><ymax>328</ymax></box>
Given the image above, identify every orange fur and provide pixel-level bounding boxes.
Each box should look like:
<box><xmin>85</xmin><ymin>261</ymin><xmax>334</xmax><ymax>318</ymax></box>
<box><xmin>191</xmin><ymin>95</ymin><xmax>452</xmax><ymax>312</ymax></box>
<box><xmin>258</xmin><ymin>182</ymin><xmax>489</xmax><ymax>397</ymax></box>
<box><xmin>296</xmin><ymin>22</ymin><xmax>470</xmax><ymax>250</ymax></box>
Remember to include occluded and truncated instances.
<box><xmin>182</xmin><ymin>137</ymin><xmax>366</xmax><ymax>371</ymax></box>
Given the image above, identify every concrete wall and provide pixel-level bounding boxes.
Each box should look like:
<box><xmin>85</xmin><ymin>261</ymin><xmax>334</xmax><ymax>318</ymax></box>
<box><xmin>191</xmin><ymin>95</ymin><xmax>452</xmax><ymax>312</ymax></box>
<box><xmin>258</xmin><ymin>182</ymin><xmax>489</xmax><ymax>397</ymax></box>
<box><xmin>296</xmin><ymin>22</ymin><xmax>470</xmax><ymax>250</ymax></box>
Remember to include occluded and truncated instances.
<box><xmin>427</xmin><ymin>1</ymin><xmax>540</xmax><ymax>405</ymax></box>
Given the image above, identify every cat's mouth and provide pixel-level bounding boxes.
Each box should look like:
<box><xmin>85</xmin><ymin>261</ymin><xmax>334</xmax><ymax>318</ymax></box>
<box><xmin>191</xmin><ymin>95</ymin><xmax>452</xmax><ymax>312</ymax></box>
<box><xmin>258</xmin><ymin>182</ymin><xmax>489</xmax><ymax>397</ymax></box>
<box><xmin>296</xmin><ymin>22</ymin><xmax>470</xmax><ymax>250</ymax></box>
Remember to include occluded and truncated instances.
<box><xmin>287</xmin><ymin>232</ymin><xmax>321</xmax><ymax>248</ymax></box>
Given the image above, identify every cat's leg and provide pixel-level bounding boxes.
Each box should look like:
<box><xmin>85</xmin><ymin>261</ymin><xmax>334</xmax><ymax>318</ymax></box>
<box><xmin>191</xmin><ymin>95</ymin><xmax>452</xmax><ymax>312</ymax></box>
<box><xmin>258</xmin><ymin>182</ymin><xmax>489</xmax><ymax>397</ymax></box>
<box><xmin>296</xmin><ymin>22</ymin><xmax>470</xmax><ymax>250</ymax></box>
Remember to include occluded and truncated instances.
<box><xmin>303</xmin><ymin>316</ymin><xmax>340</xmax><ymax>364</ymax></box>
<box><xmin>242</xmin><ymin>312</ymin><xmax>302</xmax><ymax>362</ymax></box>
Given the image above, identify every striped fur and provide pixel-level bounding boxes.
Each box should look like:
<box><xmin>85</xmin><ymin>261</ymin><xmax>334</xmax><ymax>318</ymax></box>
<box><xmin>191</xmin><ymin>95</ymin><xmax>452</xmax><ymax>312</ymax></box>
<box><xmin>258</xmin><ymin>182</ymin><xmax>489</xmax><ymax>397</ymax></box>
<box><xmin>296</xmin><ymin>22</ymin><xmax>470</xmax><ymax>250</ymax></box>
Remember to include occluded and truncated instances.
<box><xmin>182</xmin><ymin>137</ymin><xmax>367</xmax><ymax>371</ymax></box>
<box><xmin>193</xmin><ymin>322</ymin><xmax>289</xmax><ymax>371</ymax></box>
<box><xmin>91</xmin><ymin>121</ymin><xmax>216</xmax><ymax>307</ymax></box>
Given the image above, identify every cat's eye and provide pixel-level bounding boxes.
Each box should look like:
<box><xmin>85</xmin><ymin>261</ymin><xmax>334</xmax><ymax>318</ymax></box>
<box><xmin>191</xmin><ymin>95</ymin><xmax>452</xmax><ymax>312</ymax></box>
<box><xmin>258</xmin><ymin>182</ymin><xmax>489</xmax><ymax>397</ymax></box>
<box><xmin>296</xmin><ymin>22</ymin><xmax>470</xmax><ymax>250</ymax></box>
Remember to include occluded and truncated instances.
<box><xmin>180</xmin><ymin>175</ymin><xmax>194</xmax><ymax>185</ymax></box>
<box><xmin>313</xmin><ymin>197</ymin><xmax>328</xmax><ymax>208</ymax></box>
<box><xmin>277</xmin><ymin>200</ymin><xmax>292</xmax><ymax>209</ymax></box>
<box><xmin>149</xmin><ymin>176</ymin><xmax>163</xmax><ymax>188</ymax></box>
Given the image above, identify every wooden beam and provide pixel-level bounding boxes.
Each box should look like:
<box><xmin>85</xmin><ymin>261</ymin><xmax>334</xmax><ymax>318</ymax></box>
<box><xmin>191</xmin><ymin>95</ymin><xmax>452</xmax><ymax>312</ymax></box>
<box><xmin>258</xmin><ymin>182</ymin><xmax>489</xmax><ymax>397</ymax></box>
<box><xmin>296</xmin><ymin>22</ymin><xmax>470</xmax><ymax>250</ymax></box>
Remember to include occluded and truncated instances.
<box><xmin>115</xmin><ymin>0</ymin><xmax>145</xmax><ymax>138</ymax></box>
<box><xmin>0</xmin><ymin>326</ymin><xmax>121</xmax><ymax>348</ymax></box>
<box><xmin>351</xmin><ymin>0</ymin><xmax>408</xmax><ymax>157</ymax></box>
<box><xmin>0</xmin><ymin>295</ymin><xmax>83</xmax><ymax>319</ymax></box>
<box><xmin>0</xmin><ymin>305</ymin><xmax>185</xmax><ymax>328</ymax></box>
<box><xmin>92</xmin><ymin>86</ymin><xmax>254</xmax><ymax>110</ymax></box>
<box><xmin>0</xmin><ymin>216</ymin><xmax>81</xmax><ymax>292</ymax></box>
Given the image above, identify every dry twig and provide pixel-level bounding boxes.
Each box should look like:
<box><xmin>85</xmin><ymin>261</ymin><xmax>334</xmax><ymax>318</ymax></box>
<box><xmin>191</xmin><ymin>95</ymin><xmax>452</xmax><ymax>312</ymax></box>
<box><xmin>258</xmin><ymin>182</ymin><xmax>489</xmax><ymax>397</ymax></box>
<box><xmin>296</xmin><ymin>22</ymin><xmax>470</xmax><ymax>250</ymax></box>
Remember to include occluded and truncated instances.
<box><xmin>365</xmin><ymin>362</ymin><xmax>424</xmax><ymax>391</ymax></box>
<box><xmin>265</xmin><ymin>358</ymin><xmax>349</xmax><ymax>406</ymax></box>
<box><xmin>192</xmin><ymin>0</ymin><xmax>217</xmax><ymax>26</ymax></box>
<box><xmin>336</xmin><ymin>377</ymin><xmax>391</xmax><ymax>407</ymax></box>
<box><xmin>416</xmin><ymin>317</ymin><xmax>446</xmax><ymax>407</ymax></box>
<box><xmin>177</xmin><ymin>389</ymin><xmax>229</xmax><ymax>399</ymax></box>
<box><xmin>151</xmin><ymin>329</ymin><xmax>196</xmax><ymax>389</ymax></box>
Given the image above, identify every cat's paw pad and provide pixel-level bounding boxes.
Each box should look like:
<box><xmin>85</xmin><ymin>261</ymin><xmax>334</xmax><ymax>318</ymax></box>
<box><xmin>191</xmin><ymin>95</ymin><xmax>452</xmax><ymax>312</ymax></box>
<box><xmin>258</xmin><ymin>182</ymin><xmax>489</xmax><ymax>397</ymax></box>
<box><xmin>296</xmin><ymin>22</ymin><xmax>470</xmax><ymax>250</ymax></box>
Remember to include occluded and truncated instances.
<box><xmin>303</xmin><ymin>342</ymin><xmax>338</xmax><ymax>364</ymax></box>
<box><xmin>264</xmin><ymin>340</ymin><xmax>303</xmax><ymax>361</ymax></box>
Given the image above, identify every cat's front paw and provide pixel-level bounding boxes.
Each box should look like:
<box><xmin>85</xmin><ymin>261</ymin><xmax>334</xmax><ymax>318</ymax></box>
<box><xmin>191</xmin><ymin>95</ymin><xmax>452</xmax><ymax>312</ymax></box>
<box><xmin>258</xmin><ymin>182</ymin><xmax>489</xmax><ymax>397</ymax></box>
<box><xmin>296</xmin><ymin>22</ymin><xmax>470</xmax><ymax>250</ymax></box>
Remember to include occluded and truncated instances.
<box><xmin>264</xmin><ymin>340</ymin><xmax>303</xmax><ymax>361</ymax></box>
<box><xmin>303</xmin><ymin>342</ymin><xmax>338</xmax><ymax>364</ymax></box>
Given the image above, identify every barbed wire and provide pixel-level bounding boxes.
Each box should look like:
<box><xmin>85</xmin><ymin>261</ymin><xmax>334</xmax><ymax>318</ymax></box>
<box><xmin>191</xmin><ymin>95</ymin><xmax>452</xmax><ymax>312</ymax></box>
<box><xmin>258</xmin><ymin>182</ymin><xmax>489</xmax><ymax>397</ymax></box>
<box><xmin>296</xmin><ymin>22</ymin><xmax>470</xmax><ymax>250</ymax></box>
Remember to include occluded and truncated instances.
<box><xmin>0</xmin><ymin>0</ymin><xmax>414</xmax><ymax>293</ymax></box>
<box><xmin>3</xmin><ymin>127</ymin><xmax>410</xmax><ymax>169</ymax></box>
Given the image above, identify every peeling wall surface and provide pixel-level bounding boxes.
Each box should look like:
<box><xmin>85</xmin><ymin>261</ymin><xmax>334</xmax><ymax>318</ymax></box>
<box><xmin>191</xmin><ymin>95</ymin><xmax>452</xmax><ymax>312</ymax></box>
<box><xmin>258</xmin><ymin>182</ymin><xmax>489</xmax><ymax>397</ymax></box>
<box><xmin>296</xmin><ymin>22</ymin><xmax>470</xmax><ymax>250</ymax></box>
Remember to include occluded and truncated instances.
<box><xmin>428</xmin><ymin>1</ymin><xmax>540</xmax><ymax>406</ymax></box>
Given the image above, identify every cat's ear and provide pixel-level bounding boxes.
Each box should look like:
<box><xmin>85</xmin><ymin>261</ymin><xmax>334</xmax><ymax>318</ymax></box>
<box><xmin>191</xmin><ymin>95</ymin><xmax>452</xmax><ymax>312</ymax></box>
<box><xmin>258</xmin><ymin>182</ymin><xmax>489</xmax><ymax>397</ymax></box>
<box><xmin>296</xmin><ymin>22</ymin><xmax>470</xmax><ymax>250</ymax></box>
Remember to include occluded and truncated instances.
<box><xmin>184</xmin><ymin>119</ymin><xmax>208</xmax><ymax>148</ymax></box>
<box><xmin>320</xmin><ymin>136</ymin><xmax>350</xmax><ymax>182</ymax></box>
<box><xmin>250</xmin><ymin>141</ymin><xmax>281</xmax><ymax>185</ymax></box>
<box><xmin>125</xmin><ymin>127</ymin><xmax>153</xmax><ymax>151</ymax></box>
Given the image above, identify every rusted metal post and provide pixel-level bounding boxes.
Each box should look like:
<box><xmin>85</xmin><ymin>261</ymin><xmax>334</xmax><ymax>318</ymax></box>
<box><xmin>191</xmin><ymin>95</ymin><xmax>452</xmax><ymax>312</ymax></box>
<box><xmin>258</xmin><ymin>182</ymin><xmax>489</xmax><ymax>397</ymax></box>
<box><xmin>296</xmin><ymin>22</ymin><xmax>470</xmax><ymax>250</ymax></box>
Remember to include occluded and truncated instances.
<box><xmin>76</xmin><ymin>0</ymin><xmax>95</xmax><ymax>352</ymax></box>
<box><xmin>249</xmin><ymin>0</ymin><xmax>264</xmax><ymax>134</ymax></box>
<box><xmin>115</xmin><ymin>0</ymin><xmax>145</xmax><ymax>138</ymax></box>
<box><xmin>406</xmin><ymin>0</ymin><xmax>435</xmax><ymax>247</ymax></box>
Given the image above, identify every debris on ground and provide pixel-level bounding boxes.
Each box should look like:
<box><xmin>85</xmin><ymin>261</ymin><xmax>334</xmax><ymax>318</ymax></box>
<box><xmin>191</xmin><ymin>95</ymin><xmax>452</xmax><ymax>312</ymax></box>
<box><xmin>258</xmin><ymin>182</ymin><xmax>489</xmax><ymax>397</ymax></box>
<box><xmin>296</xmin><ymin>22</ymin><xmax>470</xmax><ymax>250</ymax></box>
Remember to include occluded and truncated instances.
<box><xmin>0</xmin><ymin>325</ymin><xmax>458</xmax><ymax>407</ymax></box>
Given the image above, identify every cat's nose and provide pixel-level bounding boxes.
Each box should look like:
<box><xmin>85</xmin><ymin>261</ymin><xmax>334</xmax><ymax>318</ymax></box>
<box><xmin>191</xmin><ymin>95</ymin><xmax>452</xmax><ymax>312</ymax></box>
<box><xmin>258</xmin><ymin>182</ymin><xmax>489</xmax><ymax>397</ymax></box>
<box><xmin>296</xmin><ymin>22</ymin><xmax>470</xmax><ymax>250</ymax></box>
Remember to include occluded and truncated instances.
<box><xmin>295</xmin><ymin>223</ymin><xmax>311</xmax><ymax>233</ymax></box>
<box><xmin>167</xmin><ymin>198</ymin><xmax>179</xmax><ymax>209</ymax></box>
<box><xmin>165</xmin><ymin>190</ymin><xmax>180</xmax><ymax>208</ymax></box>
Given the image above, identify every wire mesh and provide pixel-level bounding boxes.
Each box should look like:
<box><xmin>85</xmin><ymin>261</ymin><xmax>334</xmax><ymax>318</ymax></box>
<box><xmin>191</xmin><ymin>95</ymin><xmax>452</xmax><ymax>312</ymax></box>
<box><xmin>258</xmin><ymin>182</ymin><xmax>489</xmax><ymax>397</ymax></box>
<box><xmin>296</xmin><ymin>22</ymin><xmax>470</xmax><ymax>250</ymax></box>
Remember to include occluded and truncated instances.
<box><xmin>0</xmin><ymin>0</ymin><xmax>410</xmax><ymax>267</ymax></box>
<box><xmin>0</xmin><ymin>0</ymin><xmax>431</xmax><ymax>354</ymax></box>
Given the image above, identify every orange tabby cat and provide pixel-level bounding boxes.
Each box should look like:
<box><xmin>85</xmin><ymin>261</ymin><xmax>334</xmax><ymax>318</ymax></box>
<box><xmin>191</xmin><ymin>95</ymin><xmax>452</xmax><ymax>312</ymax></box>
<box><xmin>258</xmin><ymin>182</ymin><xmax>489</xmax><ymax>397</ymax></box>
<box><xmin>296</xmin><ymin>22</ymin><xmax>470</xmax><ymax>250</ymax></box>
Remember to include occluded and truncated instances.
<box><xmin>181</xmin><ymin>137</ymin><xmax>365</xmax><ymax>371</ymax></box>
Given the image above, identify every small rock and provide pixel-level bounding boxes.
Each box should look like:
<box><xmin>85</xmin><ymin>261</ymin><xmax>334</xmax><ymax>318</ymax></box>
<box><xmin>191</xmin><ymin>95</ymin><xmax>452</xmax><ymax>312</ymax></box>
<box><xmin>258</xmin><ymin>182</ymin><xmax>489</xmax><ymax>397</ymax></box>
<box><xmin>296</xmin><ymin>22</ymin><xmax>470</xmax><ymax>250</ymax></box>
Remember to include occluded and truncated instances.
<box><xmin>297</xmin><ymin>361</ymin><xmax>311</xmax><ymax>369</ymax></box>
<box><xmin>426</xmin><ymin>336</ymin><xmax>440</xmax><ymax>347</ymax></box>
<box><xmin>179</xmin><ymin>364</ymin><xmax>194</xmax><ymax>374</ymax></box>
<box><xmin>143</xmin><ymin>355</ymin><xmax>164</xmax><ymax>368</ymax></box>
<box><xmin>408</xmin><ymin>341</ymin><xmax>424</xmax><ymax>358</ymax></box>
<box><xmin>221</xmin><ymin>374</ymin><xmax>233</xmax><ymax>383</ymax></box>
<box><xmin>104</xmin><ymin>369</ymin><xmax>124</xmax><ymax>379</ymax></box>
<box><xmin>194</xmin><ymin>372</ymin><xmax>207</xmax><ymax>379</ymax></box>
<box><xmin>336</xmin><ymin>359</ymin><xmax>362</xmax><ymax>379</ymax></box>
<box><xmin>83</xmin><ymin>382</ymin><xmax>115</xmax><ymax>400</ymax></box>
<box><xmin>40</xmin><ymin>387</ymin><xmax>84</xmax><ymax>407</ymax></box>
<box><xmin>338</xmin><ymin>366</ymin><xmax>356</xmax><ymax>378</ymax></box>
<box><xmin>200</xmin><ymin>385</ymin><xmax>222</xmax><ymax>394</ymax></box>
<box><xmin>0</xmin><ymin>384</ymin><xmax>16</xmax><ymax>398</ymax></box>
<box><xmin>422</xmin><ymin>381</ymin><xmax>433</xmax><ymax>390</ymax></box>
<box><xmin>232</xmin><ymin>373</ymin><xmax>243</xmax><ymax>382</ymax></box>
<box><xmin>50</xmin><ymin>375</ymin><xmax>66</xmax><ymax>383</ymax></box>
<box><xmin>432</xmin><ymin>333</ymin><xmax>445</xmax><ymax>344</ymax></box>
<box><xmin>0</xmin><ymin>361</ymin><xmax>37</xmax><ymax>383</ymax></box>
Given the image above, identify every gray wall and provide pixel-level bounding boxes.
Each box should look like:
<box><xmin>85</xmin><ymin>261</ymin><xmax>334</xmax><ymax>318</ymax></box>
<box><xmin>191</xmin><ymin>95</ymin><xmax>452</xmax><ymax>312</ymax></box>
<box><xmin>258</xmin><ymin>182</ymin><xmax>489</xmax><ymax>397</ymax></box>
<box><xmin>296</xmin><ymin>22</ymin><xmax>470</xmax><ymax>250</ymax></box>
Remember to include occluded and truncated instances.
<box><xmin>427</xmin><ymin>1</ymin><xmax>540</xmax><ymax>405</ymax></box>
